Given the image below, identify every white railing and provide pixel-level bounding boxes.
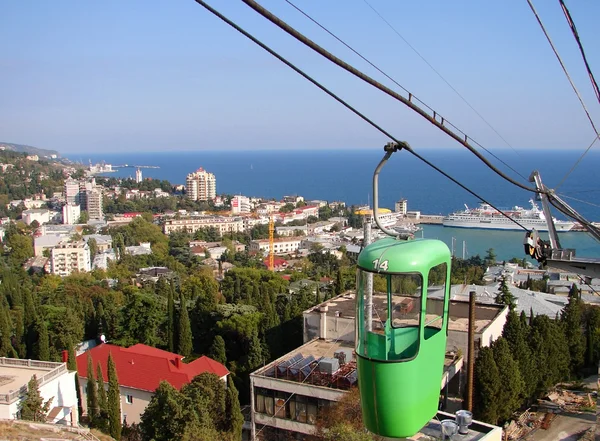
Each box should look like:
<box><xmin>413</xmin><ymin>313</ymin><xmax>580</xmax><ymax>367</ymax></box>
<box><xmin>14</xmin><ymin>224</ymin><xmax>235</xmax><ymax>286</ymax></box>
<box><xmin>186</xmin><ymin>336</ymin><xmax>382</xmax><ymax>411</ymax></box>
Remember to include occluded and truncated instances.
<box><xmin>0</xmin><ymin>359</ymin><xmax>67</xmax><ymax>404</ymax></box>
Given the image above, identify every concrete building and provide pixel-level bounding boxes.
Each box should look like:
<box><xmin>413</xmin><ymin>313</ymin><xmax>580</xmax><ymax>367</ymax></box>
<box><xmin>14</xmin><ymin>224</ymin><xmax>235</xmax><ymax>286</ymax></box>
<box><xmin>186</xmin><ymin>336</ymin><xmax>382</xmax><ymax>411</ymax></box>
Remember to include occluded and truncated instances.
<box><xmin>76</xmin><ymin>343</ymin><xmax>228</xmax><ymax>425</ymax></box>
<box><xmin>302</xmin><ymin>292</ymin><xmax>507</xmax><ymax>356</ymax></box>
<box><xmin>249</xmin><ymin>237</ymin><xmax>302</xmax><ymax>256</ymax></box>
<box><xmin>83</xmin><ymin>234</ymin><xmax>113</xmax><ymax>252</ymax></box>
<box><xmin>395</xmin><ymin>198</ymin><xmax>408</xmax><ymax>215</ymax></box>
<box><xmin>51</xmin><ymin>241</ymin><xmax>91</xmax><ymax>277</ymax></box>
<box><xmin>62</xmin><ymin>203</ymin><xmax>81</xmax><ymax>225</ymax></box>
<box><xmin>135</xmin><ymin>168</ymin><xmax>142</xmax><ymax>183</ymax></box>
<box><xmin>85</xmin><ymin>187</ymin><xmax>103</xmax><ymax>220</ymax></box>
<box><xmin>0</xmin><ymin>357</ymin><xmax>78</xmax><ymax>425</ymax></box>
<box><xmin>250</xmin><ymin>292</ymin><xmax>505</xmax><ymax>440</ymax></box>
<box><xmin>64</xmin><ymin>178</ymin><xmax>80</xmax><ymax>205</ymax></box>
<box><xmin>163</xmin><ymin>216</ymin><xmax>244</xmax><ymax>236</ymax></box>
<box><xmin>22</xmin><ymin>209</ymin><xmax>50</xmax><ymax>226</ymax></box>
<box><xmin>231</xmin><ymin>195</ymin><xmax>252</xmax><ymax>214</ymax></box>
<box><xmin>186</xmin><ymin>167</ymin><xmax>216</xmax><ymax>201</ymax></box>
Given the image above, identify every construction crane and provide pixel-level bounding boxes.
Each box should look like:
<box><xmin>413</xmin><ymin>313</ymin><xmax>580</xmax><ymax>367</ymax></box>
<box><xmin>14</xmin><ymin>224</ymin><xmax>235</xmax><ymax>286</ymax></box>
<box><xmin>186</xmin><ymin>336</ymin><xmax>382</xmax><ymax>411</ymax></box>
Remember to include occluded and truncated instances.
<box><xmin>268</xmin><ymin>214</ymin><xmax>275</xmax><ymax>271</ymax></box>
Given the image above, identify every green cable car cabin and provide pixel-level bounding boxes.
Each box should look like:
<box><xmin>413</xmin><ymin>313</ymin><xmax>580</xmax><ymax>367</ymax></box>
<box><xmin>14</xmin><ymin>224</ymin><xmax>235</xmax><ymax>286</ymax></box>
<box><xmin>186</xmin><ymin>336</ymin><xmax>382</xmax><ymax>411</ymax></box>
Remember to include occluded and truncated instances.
<box><xmin>356</xmin><ymin>237</ymin><xmax>451</xmax><ymax>438</ymax></box>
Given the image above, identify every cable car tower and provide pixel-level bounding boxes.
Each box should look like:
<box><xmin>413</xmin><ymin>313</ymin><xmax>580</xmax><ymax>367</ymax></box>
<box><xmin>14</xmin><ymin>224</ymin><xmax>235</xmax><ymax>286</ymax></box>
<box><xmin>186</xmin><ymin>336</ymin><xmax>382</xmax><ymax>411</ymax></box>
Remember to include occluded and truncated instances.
<box><xmin>356</xmin><ymin>143</ymin><xmax>453</xmax><ymax>438</ymax></box>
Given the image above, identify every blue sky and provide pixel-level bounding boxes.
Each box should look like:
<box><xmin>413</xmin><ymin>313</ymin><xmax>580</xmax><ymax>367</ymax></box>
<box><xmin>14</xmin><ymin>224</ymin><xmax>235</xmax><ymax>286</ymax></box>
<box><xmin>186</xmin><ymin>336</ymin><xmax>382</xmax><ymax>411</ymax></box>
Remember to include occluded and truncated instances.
<box><xmin>1</xmin><ymin>1</ymin><xmax>599</xmax><ymax>154</ymax></box>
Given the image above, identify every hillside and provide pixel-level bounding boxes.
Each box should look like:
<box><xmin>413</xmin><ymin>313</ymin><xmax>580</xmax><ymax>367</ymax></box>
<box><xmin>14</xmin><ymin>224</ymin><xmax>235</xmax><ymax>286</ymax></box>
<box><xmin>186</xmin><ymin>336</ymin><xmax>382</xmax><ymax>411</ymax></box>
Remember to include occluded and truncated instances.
<box><xmin>0</xmin><ymin>142</ymin><xmax>60</xmax><ymax>158</ymax></box>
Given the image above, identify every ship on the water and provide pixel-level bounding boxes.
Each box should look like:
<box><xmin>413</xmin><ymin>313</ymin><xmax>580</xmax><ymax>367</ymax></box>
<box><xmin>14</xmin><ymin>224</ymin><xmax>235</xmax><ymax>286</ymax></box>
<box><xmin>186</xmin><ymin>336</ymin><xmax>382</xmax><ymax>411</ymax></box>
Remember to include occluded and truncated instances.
<box><xmin>443</xmin><ymin>199</ymin><xmax>575</xmax><ymax>232</ymax></box>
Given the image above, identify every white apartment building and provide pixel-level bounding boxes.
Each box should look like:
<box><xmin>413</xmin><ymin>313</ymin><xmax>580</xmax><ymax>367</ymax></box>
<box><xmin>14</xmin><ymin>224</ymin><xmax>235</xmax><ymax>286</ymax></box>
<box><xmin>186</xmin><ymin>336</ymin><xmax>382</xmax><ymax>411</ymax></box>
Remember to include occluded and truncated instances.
<box><xmin>0</xmin><ymin>357</ymin><xmax>78</xmax><ymax>425</ymax></box>
<box><xmin>22</xmin><ymin>209</ymin><xmax>50</xmax><ymax>226</ymax></box>
<box><xmin>51</xmin><ymin>241</ymin><xmax>91</xmax><ymax>277</ymax></box>
<box><xmin>231</xmin><ymin>195</ymin><xmax>251</xmax><ymax>214</ymax></box>
<box><xmin>186</xmin><ymin>167</ymin><xmax>216</xmax><ymax>201</ymax></box>
<box><xmin>163</xmin><ymin>216</ymin><xmax>244</xmax><ymax>235</ymax></box>
<box><xmin>249</xmin><ymin>237</ymin><xmax>302</xmax><ymax>256</ymax></box>
<box><xmin>64</xmin><ymin>178</ymin><xmax>80</xmax><ymax>205</ymax></box>
<box><xmin>62</xmin><ymin>203</ymin><xmax>81</xmax><ymax>225</ymax></box>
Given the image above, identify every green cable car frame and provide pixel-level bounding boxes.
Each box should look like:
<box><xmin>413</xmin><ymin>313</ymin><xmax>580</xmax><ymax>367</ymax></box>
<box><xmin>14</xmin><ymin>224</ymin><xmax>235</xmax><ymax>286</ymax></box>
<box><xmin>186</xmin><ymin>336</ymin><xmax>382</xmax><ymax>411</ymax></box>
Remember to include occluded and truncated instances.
<box><xmin>356</xmin><ymin>143</ymin><xmax>452</xmax><ymax>438</ymax></box>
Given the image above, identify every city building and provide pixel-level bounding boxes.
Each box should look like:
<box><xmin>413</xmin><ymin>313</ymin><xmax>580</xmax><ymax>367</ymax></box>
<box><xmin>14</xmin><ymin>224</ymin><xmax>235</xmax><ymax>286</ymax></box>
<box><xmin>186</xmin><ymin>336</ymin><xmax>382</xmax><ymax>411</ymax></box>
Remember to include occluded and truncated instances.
<box><xmin>163</xmin><ymin>216</ymin><xmax>244</xmax><ymax>235</ymax></box>
<box><xmin>62</xmin><ymin>203</ymin><xmax>81</xmax><ymax>225</ymax></box>
<box><xmin>64</xmin><ymin>178</ymin><xmax>80</xmax><ymax>205</ymax></box>
<box><xmin>0</xmin><ymin>357</ymin><xmax>78</xmax><ymax>425</ymax></box>
<box><xmin>249</xmin><ymin>237</ymin><xmax>303</xmax><ymax>256</ymax></box>
<box><xmin>249</xmin><ymin>292</ymin><xmax>506</xmax><ymax>439</ymax></box>
<box><xmin>51</xmin><ymin>241</ymin><xmax>91</xmax><ymax>277</ymax></box>
<box><xmin>21</xmin><ymin>209</ymin><xmax>50</xmax><ymax>226</ymax></box>
<box><xmin>231</xmin><ymin>195</ymin><xmax>251</xmax><ymax>214</ymax></box>
<box><xmin>186</xmin><ymin>167</ymin><xmax>216</xmax><ymax>201</ymax></box>
<box><xmin>76</xmin><ymin>343</ymin><xmax>229</xmax><ymax>424</ymax></box>
<box><xmin>135</xmin><ymin>168</ymin><xmax>142</xmax><ymax>183</ymax></box>
<box><xmin>86</xmin><ymin>187</ymin><xmax>104</xmax><ymax>220</ymax></box>
<box><xmin>395</xmin><ymin>198</ymin><xmax>408</xmax><ymax>215</ymax></box>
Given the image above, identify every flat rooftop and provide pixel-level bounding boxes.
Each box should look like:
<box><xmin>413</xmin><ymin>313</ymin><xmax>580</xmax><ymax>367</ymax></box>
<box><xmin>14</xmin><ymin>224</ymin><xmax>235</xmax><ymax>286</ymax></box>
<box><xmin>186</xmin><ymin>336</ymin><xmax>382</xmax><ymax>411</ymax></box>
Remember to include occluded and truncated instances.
<box><xmin>253</xmin><ymin>338</ymin><xmax>460</xmax><ymax>391</ymax></box>
<box><xmin>0</xmin><ymin>366</ymin><xmax>49</xmax><ymax>395</ymax></box>
<box><xmin>308</xmin><ymin>292</ymin><xmax>503</xmax><ymax>334</ymax></box>
<box><xmin>0</xmin><ymin>359</ymin><xmax>67</xmax><ymax>403</ymax></box>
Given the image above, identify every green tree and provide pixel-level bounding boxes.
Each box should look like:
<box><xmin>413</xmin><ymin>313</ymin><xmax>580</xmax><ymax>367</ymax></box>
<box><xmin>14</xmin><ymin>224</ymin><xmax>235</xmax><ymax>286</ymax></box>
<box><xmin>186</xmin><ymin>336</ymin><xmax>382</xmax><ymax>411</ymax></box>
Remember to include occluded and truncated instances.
<box><xmin>107</xmin><ymin>354</ymin><xmax>122</xmax><ymax>440</ymax></box>
<box><xmin>177</xmin><ymin>293</ymin><xmax>193</xmax><ymax>357</ymax></box>
<box><xmin>485</xmin><ymin>248</ymin><xmax>497</xmax><ymax>266</ymax></box>
<box><xmin>209</xmin><ymin>335</ymin><xmax>227</xmax><ymax>365</ymax></box>
<box><xmin>78</xmin><ymin>211</ymin><xmax>89</xmax><ymax>224</ymax></box>
<box><xmin>224</xmin><ymin>376</ymin><xmax>243</xmax><ymax>439</ymax></box>
<box><xmin>495</xmin><ymin>276</ymin><xmax>516</xmax><ymax>310</ymax></box>
<box><xmin>561</xmin><ymin>284</ymin><xmax>585</xmax><ymax>374</ymax></box>
<box><xmin>20</xmin><ymin>375</ymin><xmax>51</xmax><ymax>422</ymax></box>
<box><xmin>473</xmin><ymin>347</ymin><xmax>501</xmax><ymax>425</ymax></box>
<box><xmin>492</xmin><ymin>338</ymin><xmax>524</xmax><ymax>422</ymax></box>
<box><xmin>86</xmin><ymin>355</ymin><xmax>99</xmax><ymax>424</ymax></box>
<box><xmin>167</xmin><ymin>287</ymin><xmax>175</xmax><ymax>352</ymax></box>
<box><xmin>6</xmin><ymin>233</ymin><xmax>34</xmax><ymax>264</ymax></box>
<box><xmin>87</xmin><ymin>238</ymin><xmax>98</xmax><ymax>260</ymax></box>
<box><xmin>33</xmin><ymin>317</ymin><xmax>50</xmax><ymax>361</ymax></box>
<box><xmin>96</xmin><ymin>363</ymin><xmax>109</xmax><ymax>432</ymax></box>
<box><xmin>502</xmin><ymin>311</ymin><xmax>536</xmax><ymax>401</ymax></box>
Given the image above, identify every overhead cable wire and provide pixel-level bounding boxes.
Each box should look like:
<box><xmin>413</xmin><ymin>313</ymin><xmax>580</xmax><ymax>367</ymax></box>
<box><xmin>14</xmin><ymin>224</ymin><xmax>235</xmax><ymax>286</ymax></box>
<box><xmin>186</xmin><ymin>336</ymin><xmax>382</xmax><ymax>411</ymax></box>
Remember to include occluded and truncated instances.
<box><xmin>555</xmin><ymin>134</ymin><xmax>599</xmax><ymax>190</ymax></box>
<box><xmin>283</xmin><ymin>0</ymin><xmax>529</xmax><ymax>183</ymax></box>
<box><xmin>525</xmin><ymin>0</ymin><xmax>600</xmax><ymax>188</ymax></box>
<box><xmin>240</xmin><ymin>0</ymin><xmax>538</xmax><ymax>194</ymax></box>
<box><xmin>359</xmin><ymin>0</ymin><xmax>524</xmax><ymax>161</ymax></box>
<box><xmin>559</xmin><ymin>0</ymin><xmax>600</xmax><ymax>105</ymax></box>
<box><xmin>191</xmin><ymin>0</ymin><xmax>531</xmax><ymax>232</ymax></box>
<box><xmin>557</xmin><ymin>193</ymin><xmax>600</xmax><ymax>209</ymax></box>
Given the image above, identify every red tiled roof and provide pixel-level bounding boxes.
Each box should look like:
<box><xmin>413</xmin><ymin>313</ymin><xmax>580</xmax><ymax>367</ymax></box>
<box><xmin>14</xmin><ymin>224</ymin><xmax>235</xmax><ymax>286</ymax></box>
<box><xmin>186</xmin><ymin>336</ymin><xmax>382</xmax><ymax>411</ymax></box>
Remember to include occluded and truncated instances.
<box><xmin>76</xmin><ymin>343</ymin><xmax>229</xmax><ymax>392</ymax></box>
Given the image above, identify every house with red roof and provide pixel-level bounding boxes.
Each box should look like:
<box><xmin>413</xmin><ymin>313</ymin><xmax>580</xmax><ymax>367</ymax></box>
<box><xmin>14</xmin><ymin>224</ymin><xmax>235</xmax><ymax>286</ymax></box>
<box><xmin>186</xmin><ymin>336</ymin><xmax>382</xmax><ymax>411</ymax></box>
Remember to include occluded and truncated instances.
<box><xmin>76</xmin><ymin>343</ymin><xmax>229</xmax><ymax>424</ymax></box>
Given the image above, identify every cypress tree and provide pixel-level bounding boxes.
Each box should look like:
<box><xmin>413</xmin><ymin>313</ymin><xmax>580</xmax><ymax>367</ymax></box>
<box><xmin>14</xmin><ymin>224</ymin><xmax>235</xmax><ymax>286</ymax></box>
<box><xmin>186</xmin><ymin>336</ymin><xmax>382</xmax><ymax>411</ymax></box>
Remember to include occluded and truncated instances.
<box><xmin>177</xmin><ymin>293</ymin><xmax>193</xmax><ymax>357</ymax></box>
<box><xmin>208</xmin><ymin>335</ymin><xmax>227</xmax><ymax>365</ymax></box>
<box><xmin>0</xmin><ymin>304</ymin><xmax>15</xmax><ymax>357</ymax></box>
<box><xmin>86</xmin><ymin>355</ymin><xmax>99</xmax><ymax>424</ymax></box>
<box><xmin>107</xmin><ymin>354</ymin><xmax>122</xmax><ymax>440</ymax></box>
<box><xmin>561</xmin><ymin>284</ymin><xmax>585</xmax><ymax>374</ymax></box>
<box><xmin>503</xmin><ymin>311</ymin><xmax>536</xmax><ymax>402</ymax></box>
<box><xmin>67</xmin><ymin>341</ymin><xmax>77</xmax><ymax>371</ymax></box>
<box><xmin>13</xmin><ymin>307</ymin><xmax>26</xmax><ymax>358</ymax></box>
<box><xmin>585</xmin><ymin>306</ymin><xmax>600</xmax><ymax>366</ymax></box>
<box><xmin>495</xmin><ymin>276</ymin><xmax>516</xmax><ymax>310</ymax></box>
<box><xmin>96</xmin><ymin>363</ymin><xmax>109</xmax><ymax>432</ymax></box>
<box><xmin>167</xmin><ymin>286</ymin><xmax>175</xmax><ymax>352</ymax></box>
<box><xmin>492</xmin><ymin>338</ymin><xmax>524</xmax><ymax>422</ymax></box>
<box><xmin>473</xmin><ymin>347</ymin><xmax>501</xmax><ymax>425</ymax></box>
<box><xmin>335</xmin><ymin>269</ymin><xmax>344</xmax><ymax>297</ymax></box>
<box><xmin>33</xmin><ymin>318</ymin><xmax>50</xmax><ymax>361</ymax></box>
<box><xmin>224</xmin><ymin>375</ymin><xmax>244</xmax><ymax>439</ymax></box>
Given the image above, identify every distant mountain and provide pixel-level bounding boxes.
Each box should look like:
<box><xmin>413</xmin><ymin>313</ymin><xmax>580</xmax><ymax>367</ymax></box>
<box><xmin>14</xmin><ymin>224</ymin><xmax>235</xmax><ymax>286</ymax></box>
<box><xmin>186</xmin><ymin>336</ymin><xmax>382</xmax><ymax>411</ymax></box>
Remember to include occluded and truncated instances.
<box><xmin>0</xmin><ymin>142</ymin><xmax>60</xmax><ymax>157</ymax></box>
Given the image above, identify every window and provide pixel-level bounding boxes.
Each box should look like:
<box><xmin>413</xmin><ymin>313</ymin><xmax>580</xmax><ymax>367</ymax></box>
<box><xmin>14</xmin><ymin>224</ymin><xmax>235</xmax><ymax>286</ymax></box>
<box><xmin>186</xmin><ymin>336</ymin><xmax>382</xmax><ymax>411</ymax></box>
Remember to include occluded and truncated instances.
<box><xmin>390</xmin><ymin>273</ymin><xmax>422</xmax><ymax>328</ymax></box>
<box><xmin>126</xmin><ymin>395</ymin><xmax>134</xmax><ymax>404</ymax></box>
<box><xmin>425</xmin><ymin>263</ymin><xmax>447</xmax><ymax>338</ymax></box>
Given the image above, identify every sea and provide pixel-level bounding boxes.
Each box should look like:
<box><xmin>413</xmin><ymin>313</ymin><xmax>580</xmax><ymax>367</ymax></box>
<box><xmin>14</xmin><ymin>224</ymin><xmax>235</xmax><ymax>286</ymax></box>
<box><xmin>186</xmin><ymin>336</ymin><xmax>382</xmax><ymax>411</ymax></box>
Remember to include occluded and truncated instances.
<box><xmin>71</xmin><ymin>149</ymin><xmax>600</xmax><ymax>261</ymax></box>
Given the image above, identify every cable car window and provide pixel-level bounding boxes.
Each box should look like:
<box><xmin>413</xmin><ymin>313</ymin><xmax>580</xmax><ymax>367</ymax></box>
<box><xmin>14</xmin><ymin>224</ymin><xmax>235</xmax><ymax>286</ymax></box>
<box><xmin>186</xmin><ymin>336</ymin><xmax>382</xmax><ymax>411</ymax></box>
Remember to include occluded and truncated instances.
<box><xmin>390</xmin><ymin>273</ymin><xmax>422</xmax><ymax>328</ymax></box>
<box><xmin>425</xmin><ymin>263</ymin><xmax>447</xmax><ymax>337</ymax></box>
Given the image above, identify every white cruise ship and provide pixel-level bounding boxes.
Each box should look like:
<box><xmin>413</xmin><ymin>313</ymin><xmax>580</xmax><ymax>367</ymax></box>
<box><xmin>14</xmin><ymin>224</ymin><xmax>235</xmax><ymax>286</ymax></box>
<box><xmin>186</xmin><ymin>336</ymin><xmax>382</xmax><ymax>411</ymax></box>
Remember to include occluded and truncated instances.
<box><xmin>443</xmin><ymin>200</ymin><xmax>575</xmax><ymax>232</ymax></box>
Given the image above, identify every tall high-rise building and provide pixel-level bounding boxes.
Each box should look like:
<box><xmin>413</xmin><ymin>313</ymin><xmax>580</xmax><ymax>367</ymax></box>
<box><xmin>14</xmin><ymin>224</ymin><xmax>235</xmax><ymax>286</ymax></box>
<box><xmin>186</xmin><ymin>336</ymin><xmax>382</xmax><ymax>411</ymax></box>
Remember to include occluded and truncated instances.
<box><xmin>64</xmin><ymin>178</ymin><xmax>80</xmax><ymax>205</ymax></box>
<box><xmin>186</xmin><ymin>167</ymin><xmax>216</xmax><ymax>201</ymax></box>
<box><xmin>135</xmin><ymin>168</ymin><xmax>142</xmax><ymax>183</ymax></box>
<box><xmin>395</xmin><ymin>199</ymin><xmax>408</xmax><ymax>215</ymax></box>
<box><xmin>86</xmin><ymin>188</ymin><xmax>104</xmax><ymax>220</ymax></box>
<box><xmin>231</xmin><ymin>195</ymin><xmax>251</xmax><ymax>214</ymax></box>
